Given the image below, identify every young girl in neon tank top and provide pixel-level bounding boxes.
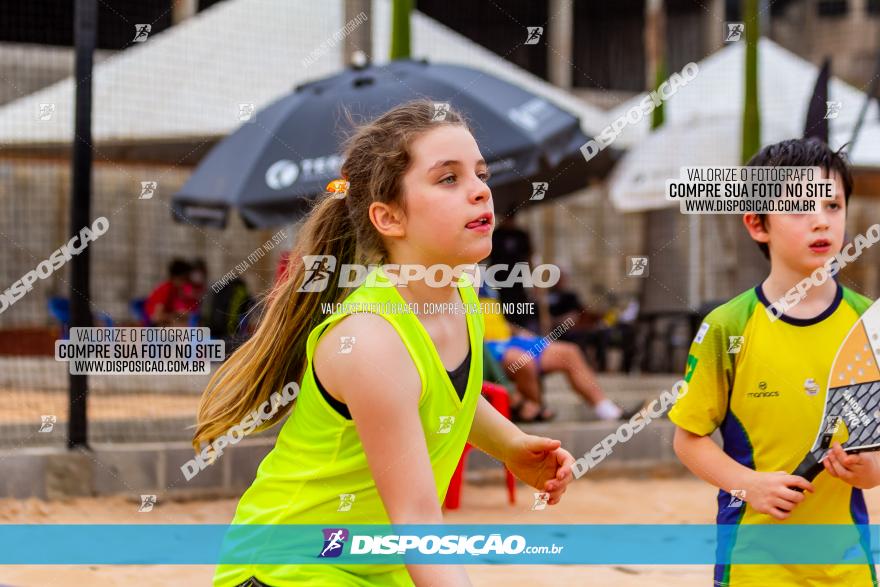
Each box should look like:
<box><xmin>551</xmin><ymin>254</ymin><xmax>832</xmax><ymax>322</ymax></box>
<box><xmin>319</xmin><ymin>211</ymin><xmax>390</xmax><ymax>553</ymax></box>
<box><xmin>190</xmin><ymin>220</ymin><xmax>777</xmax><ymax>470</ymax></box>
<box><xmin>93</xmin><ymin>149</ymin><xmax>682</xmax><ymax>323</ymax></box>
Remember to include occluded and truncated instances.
<box><xmin>194</xmin><ymin>101</ymin><xmax>575</xmax><ymax>586</ymax></box>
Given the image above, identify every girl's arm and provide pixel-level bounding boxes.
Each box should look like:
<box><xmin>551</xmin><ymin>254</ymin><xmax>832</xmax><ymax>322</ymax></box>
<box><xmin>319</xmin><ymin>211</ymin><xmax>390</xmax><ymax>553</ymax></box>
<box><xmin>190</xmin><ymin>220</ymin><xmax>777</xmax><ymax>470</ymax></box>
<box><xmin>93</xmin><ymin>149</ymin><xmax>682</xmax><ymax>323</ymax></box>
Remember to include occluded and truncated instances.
<box><xmin>468</xmin><ymin>395</ymin><xmax>574</xmax><ymax>503</ymax></box>
<box><xmin>315</xmin><ymin>313</ymin><xmax>471</xmax><ymax>587</ymax></box>
<box><xmin>467</xmin><ymin>394</ymin><xmax>524</xmax><ymax>461</ymax></box>
<box><xmin>673</xmin><ymin>426</ymin><xmax>814</xmax><ymax>520</ymax></box>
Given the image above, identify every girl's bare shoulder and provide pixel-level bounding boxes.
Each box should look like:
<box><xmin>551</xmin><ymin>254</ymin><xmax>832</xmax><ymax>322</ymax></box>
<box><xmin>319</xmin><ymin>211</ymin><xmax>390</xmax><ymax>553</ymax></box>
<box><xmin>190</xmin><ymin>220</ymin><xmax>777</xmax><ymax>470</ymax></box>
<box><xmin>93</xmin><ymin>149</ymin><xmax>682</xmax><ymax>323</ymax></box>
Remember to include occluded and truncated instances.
<box><xmin>313</xmin><ymin>313</ymin><xmax>420</xmax><ymax>399</ymax></box>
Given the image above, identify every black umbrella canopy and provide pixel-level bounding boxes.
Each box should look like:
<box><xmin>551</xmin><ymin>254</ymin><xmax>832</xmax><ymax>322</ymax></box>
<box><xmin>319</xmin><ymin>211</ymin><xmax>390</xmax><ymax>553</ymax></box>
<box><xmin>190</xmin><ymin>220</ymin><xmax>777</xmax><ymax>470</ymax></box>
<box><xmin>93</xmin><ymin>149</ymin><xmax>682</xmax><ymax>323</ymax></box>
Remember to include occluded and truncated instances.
<box><xmin>172</xmin><ymin>59</ymin><xmax>613</xmax><ymax>229</ymax></box>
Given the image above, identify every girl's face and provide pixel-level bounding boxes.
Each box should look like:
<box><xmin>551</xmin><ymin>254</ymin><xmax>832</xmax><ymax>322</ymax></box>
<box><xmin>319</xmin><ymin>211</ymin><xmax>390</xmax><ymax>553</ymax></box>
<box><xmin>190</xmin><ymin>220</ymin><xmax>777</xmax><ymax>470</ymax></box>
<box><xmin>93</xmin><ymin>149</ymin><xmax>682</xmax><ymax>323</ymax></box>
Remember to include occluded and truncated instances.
<box><xmin>396</xmin><ymin>125</ymin><xmax>494</xmax><ymax>267</ymax></box>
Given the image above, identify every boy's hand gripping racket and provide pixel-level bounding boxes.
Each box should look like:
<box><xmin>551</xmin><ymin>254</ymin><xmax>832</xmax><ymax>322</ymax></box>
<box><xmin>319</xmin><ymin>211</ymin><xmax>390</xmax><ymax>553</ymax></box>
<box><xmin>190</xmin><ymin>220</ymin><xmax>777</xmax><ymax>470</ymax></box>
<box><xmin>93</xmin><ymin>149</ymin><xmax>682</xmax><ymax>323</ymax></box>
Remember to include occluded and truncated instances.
<box><xmin>792</xmin><ymin>298</ymin><xmax>880</xmax><ymax>484</ymax></box>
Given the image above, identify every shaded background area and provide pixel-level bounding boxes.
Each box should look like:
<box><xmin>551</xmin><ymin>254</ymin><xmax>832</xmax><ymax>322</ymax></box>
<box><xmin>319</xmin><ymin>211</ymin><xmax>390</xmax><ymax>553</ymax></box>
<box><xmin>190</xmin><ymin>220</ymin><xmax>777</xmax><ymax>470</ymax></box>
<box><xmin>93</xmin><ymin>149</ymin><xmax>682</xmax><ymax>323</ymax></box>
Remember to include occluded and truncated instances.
<box><xmin>1</xmin><ymin>0</ymin><xmax>879</xmax><ymax>452</ymax></box>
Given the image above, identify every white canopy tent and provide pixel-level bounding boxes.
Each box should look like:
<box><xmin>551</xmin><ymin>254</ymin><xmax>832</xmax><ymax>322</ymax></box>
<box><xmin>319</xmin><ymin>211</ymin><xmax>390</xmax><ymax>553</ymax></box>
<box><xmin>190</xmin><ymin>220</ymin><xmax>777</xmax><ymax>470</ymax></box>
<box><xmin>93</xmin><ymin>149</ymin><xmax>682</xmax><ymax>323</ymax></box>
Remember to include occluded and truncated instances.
<box><xmin>609</xmin><ymin>38</ymin><xmax>880</xmax><ymax>213</ymax></box>
<box><xmin>0</xmin><ymin>0</ymin><xmax>607</xmax><ymax>151</ymax></box>
<box><xmin>605</xmin><ymin>38</ymin><xmax>880</xmax><ymax>308</ymax></box>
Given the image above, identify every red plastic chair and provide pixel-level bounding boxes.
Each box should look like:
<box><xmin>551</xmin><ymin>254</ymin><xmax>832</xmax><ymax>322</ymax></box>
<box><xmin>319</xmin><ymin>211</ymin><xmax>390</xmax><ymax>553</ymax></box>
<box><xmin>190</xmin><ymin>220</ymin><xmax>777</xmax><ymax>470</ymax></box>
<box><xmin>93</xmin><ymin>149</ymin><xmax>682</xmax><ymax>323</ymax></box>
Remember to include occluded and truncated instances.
<box><xmin>444</xmin><ymin>382</ymin><xmax>516</xmax><ymax>509</ymax></box>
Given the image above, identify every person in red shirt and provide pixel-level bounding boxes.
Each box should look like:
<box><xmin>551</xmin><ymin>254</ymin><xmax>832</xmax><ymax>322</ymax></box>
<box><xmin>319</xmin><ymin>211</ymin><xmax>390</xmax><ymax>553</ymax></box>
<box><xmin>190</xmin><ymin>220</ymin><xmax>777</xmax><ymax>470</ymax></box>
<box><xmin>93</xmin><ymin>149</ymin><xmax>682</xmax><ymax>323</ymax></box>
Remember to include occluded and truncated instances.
<box><xmin>146</xmin><ymin>259</ymin><xmax>194</xmax><ymax>326</ymax></box>
<box><xmin>181</xmin><ymin>258</ymin><xmax>207</xmax><ymax>321</ymax></box>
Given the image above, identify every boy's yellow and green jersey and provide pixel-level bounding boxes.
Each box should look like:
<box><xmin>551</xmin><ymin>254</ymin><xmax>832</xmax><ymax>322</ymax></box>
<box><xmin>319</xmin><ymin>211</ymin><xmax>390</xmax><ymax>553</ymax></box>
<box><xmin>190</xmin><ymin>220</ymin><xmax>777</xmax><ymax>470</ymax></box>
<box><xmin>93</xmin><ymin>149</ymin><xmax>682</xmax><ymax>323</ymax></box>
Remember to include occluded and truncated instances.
<box><xmin>213</xmin><ymin>266</ymin><xmax>485</xmax><ymax>587</ymax></box>
<box><xmin>669</xmin><ymin>283</ymin><xmax>875</xmax><ymax>586</ymax></box>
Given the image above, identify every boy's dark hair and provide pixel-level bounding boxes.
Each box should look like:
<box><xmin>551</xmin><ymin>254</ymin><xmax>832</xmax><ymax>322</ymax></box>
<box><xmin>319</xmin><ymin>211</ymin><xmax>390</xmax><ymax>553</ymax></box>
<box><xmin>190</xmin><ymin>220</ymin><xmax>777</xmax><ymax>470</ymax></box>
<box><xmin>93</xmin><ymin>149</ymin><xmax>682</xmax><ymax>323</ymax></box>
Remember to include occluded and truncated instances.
<box><xmin>746</xmin><ymin>138</ymin><xmax>853</xmax><ymax>259</ymax></box>
<box><xmin>169</xmin><ymin>258</ymin><xmax>191</xmax><ymax>278</ymax></box>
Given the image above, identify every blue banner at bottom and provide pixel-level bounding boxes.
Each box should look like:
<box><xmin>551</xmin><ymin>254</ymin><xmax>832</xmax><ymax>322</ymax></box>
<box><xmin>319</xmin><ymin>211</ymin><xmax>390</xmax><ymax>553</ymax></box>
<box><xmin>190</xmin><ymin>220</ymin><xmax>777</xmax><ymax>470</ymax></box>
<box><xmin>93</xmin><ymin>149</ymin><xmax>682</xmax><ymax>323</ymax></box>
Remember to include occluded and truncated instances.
<box><xmin>0</xmin><ymin>524</ymin><xmax>877</xmax><ymax>565</ymax></box>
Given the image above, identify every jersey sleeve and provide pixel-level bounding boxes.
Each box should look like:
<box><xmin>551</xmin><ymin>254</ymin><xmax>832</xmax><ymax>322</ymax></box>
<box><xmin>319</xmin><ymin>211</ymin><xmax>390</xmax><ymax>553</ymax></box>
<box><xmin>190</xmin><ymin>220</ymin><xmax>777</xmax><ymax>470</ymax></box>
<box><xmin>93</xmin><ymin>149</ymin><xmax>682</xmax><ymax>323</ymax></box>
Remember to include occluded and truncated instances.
<box><xmin>842</xmin><ymin>286</ymin><xmax>874</xmax><ymax>317</ymax></box>
<box><xmin>668</xmin><ymin>310</ymin><xmax>737</xmax><ymax>436</ymax></box>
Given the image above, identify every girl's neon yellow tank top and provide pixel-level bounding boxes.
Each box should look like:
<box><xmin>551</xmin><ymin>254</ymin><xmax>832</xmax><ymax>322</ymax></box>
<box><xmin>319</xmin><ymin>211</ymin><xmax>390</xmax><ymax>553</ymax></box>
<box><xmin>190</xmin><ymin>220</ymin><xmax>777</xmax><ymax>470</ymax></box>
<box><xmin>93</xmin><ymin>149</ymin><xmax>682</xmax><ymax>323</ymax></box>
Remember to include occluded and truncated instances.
<box><xmin>214</xmin><ymin>265</ymin><xmax>485</xmax><ymax>587</ymax></box>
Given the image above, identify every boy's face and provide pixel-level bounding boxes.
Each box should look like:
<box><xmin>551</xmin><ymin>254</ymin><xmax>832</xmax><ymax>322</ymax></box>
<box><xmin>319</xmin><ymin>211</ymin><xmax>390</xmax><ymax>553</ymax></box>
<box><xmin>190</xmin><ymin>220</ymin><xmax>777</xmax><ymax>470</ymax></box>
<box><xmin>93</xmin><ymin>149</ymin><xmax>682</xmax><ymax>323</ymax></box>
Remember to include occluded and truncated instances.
<box><xmin>744</xmin><ymin>170</ymin><xmax>847</xmax><ymax>275</ymax></box>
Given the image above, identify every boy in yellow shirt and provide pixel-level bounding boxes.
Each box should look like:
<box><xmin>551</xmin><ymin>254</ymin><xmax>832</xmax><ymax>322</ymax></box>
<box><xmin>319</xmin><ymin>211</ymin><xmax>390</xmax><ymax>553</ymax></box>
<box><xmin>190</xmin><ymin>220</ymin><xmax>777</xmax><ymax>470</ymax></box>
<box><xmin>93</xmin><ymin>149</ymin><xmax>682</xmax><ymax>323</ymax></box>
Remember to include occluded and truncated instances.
<box><xmin>669</xmin><ymin>138</ymin><xmax>879</xmax><ymax>586</ymax></box>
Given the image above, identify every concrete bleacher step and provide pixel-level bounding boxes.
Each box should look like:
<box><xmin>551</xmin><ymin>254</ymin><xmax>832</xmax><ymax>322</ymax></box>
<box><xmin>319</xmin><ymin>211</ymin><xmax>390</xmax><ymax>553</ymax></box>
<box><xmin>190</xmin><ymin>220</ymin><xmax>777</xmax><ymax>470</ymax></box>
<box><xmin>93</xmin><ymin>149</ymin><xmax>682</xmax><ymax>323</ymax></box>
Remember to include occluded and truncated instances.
<box><xmin>537</xmin><ymin>373</ymin><xmax>681</xmax><ymax>422</ymax></box>
<box><xmin>542</xmin><ymin>372</ymin><xmax>682</xmax><ymax>398</ymax></box>
<box><xmin>0</xmin><ymin>417</ymin><xmax>196</xmax><ymax>448</ymax></box>
<box><xmin>0</xmin><ymin>419</ymin><xmax>695</xmax><ymax>499</ymax></box>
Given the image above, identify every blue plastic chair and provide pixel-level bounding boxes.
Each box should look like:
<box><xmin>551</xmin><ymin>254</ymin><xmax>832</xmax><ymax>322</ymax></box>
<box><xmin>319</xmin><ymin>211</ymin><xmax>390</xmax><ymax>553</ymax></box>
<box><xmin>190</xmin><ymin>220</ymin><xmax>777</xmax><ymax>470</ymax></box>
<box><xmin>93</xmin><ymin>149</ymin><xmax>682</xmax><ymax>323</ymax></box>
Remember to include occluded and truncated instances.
<box><xmin>48</xmin><ymin>297</ymin><xmax>71</xmax><ymax>338</ymax></box>
<box><xmin>49</xmin><ymin>297</ymin><xmax>114</xmax><ymax>339</ymax></box>
<box><xmin>130</xmin><ymin>298</ymin><xmax>151</xmax><ymax>326</ymax></box>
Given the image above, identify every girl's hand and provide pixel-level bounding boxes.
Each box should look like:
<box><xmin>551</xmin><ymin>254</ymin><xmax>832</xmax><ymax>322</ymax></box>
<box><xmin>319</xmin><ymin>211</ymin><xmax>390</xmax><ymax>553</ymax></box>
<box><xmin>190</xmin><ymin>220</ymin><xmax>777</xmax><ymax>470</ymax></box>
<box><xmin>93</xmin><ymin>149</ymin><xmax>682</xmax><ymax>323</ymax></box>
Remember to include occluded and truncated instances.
<box><xmin>823</xmin><ymin>442</ymin><xmax>880</xmax><ymax>489</ymax></box>
<box><xmin>503</xmin><ymin>435</ymin><xmax>575</xmax><ymax>505</ymax></box>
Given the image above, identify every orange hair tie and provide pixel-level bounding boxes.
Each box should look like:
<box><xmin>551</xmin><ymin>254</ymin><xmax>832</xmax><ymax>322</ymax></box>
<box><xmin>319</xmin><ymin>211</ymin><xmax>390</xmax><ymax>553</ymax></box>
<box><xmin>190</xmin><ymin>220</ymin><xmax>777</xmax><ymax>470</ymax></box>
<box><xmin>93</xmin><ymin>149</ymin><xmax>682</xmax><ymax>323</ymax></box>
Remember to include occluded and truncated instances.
<box><xmin>326</xmin><ymin>179</ymin><xmax>349</xmax><ymax>199</ymax></box>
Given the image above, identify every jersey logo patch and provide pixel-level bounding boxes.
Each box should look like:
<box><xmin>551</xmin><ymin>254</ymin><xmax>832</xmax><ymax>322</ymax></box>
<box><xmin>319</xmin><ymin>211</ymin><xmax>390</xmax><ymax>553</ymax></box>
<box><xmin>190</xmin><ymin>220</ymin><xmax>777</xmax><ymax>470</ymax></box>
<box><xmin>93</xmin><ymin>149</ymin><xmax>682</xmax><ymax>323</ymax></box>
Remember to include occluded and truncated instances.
<box><xmin>804</xmin><ymin>377</ymin><xmax>820</xmax><ymax>396</ymax></box>
<box><xmin>437</xmin><ymin>415</ymin><xmax>455</xmax><ymax>434</ymax></box>
<box><xmin>694</xmin><ymin>322</ymin><xmax>710</xmax><ymax>344</ymax></box>
<box><xmin>748</xmin><ymin>381</ymin><xmax>780</xmax><ymax>398</ymax></box>
<box><xmin>684</xmin><ymin>354</ymin><xmax>699</xmax><ymax>383</ymax></box>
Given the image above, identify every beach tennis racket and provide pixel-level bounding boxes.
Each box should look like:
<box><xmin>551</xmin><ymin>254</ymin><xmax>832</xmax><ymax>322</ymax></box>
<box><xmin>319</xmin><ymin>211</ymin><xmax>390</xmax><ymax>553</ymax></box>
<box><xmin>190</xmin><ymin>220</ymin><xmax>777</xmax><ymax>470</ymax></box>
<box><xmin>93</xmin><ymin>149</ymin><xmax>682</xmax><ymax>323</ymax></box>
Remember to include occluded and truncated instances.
<box><xmin>792</xmin><ymin>297</ymin><xmax>880</xmax><ymax>484</ymax></box>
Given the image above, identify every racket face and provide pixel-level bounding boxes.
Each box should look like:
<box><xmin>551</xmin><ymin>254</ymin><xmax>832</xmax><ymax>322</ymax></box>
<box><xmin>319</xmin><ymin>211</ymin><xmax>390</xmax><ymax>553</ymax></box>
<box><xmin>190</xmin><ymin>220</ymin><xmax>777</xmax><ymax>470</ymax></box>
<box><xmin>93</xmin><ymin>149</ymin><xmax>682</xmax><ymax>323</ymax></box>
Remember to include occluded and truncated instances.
<box><xmin>808</xmin><ymin>298</ymin><xmax>880</xmax><ymax>460</ymax></box>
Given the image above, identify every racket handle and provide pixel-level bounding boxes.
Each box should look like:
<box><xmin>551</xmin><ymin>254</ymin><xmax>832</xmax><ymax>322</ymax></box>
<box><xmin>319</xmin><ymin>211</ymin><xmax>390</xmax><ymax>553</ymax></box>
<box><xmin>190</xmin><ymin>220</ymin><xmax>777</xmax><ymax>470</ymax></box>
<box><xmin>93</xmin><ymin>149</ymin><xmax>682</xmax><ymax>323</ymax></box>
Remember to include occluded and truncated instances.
<box><xmin>791</xmin><ymin>453</ymin><xmax>823</xmax><ymax>490</ymax></box>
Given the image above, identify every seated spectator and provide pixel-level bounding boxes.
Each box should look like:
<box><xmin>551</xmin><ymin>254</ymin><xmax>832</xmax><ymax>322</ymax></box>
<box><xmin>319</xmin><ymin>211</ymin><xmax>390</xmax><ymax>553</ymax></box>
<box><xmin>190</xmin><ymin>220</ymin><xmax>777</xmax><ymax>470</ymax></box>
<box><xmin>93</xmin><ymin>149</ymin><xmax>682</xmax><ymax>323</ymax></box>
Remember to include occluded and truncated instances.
<box><xmin>548</xmin><ymin>271</ymin><xmax>637</xmax><ymax>373</ymax></box>
<box><xmin>182</xmin><ymin>258</ymin><xmax>208</xmax><ymax>320</ymax></box>
<box><xmin>146</xmin><ymin>259</ymin><xmax>196</xmax><ymax>326</ymax></box>
<box><xmin>480</xmin><ymin>286</ymin><xmax>634</xmax><ymax>422</ymax></box>
<box><xmin>489</xmin><ymin>207</ymin><xmax>540</xmax><ymax>332</ymax></box>
<box><xmin>204</xmin><ymin>276</ymin><xmax>254</xmax><ymax>353</ymax></box>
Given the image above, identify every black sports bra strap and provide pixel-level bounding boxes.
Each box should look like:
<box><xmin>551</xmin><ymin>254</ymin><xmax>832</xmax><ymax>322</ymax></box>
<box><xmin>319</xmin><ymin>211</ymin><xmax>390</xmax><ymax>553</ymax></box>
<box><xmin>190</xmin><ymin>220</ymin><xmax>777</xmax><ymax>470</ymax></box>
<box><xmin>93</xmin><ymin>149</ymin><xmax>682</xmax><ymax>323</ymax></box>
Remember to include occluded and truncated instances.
<box><xmin>315</xmin><ymin>346</ymin><xmax>472</xmax><ymax>420</ymax></box>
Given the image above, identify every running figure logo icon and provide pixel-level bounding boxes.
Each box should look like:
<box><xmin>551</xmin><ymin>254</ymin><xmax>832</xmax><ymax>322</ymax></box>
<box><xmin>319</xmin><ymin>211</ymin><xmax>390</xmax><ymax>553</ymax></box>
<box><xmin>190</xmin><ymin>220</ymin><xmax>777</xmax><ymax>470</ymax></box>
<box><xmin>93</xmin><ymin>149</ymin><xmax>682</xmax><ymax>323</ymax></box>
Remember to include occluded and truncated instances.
<box><xmin>437</xmin><ymin>415</ymin><xmax>455</xmax><ymax>434</ymax></box>
<box><xmin>525</xmin><ymin>27</ymin><xmax>543</xmax><ymax>45</ymax></box>
<box><xmin>319</xmin><ymin>528</ymin><xmax>349</xmax><ymax>558</ymax></box>
<box><xmin>338</xmin><ymin>336</ymin><xmax>356</xmax><ymax>354</ymax></box>
<box><xmin>239</xmin><ymin>103</ymin><xmax>256</xmax><ymax>123</ymax></box>
<box><xmin>728</xmin><ymin>489</ymin><xmax>746</xmax><ymax>508</ymax></box>
<box><xmin>139</xmin><ymin>181</ymin><xmax>158</xmax><ymax>200</ymax></box>
<box><xmin>38</xmin><ymin>103</ymin><xmax>56</xmax><ymax>121</ymax></box>
<box><xmin>530</xmin><ymin>182</ymin><xmax>548</xmax><ymax>201</ymax></box>
<box><xmin>38</xmin><ymin>415</ymin><xmax>56</xmax><ymax>433</ymax></box>
<box><xmin>432</xmin><ymin>103</ymin><xmax>450</xmax><ymax>122</ymax></box>
<box><xmin>626</xmin><ymin>256</ymin><xmax>649</xmax><ymax>277</ymax></box>
<box><xmin>531</xmin><ymin>492</ymin><xmax>550</xmax><ymax>510</ymax></box>
<box><xmin>132</xmin><ymin>24</ymin><xmax>151</xmax><ymax>42</ymax></box>
<box><xmin>727</xmin><ymin>336</ymin><xmax>744</xmax><ymax>354</ymax></box>
<box><xmin>724</xmin><ymin>23</ymin><xmax>744</xmax><ymax>42</ymax></box>
<box><xmin>138</xmin><ymin>495</ymin><xmax>157</xmax><ymax>512</ymax></box>
<box><xmin>298</xmin><ymin>255</ymin><xmax>337</xmax><ymax>292</ymax></box>
<box><xmin>825</xmin><ymin>101</ymin><xmax>842</xmax><ymax>120</ymax></box>
<box><xmin>337</xmin><ymin>494</ymin><xmax>355</xmax><ymax>512</ymax></box>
